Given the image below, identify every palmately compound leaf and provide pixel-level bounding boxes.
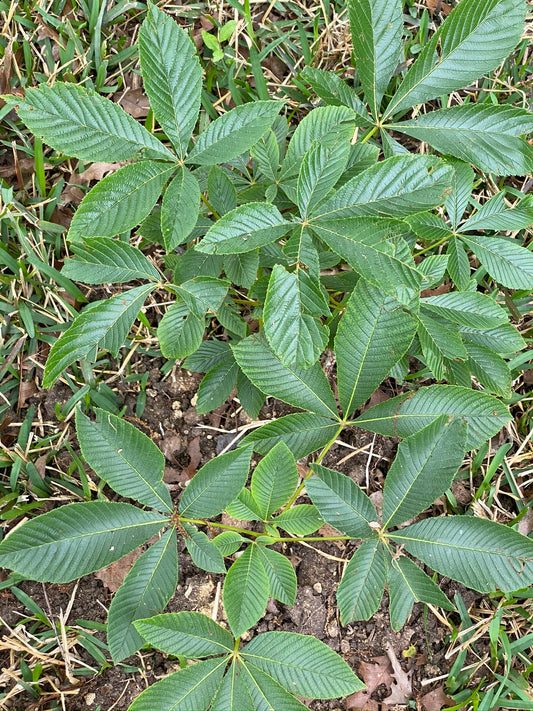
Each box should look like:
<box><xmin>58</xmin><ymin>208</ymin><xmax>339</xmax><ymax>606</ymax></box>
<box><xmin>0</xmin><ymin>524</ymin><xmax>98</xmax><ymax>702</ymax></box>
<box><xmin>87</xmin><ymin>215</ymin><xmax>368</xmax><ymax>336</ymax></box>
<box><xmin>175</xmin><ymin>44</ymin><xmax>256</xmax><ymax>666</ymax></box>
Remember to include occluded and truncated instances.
<box><xmin>75</xmin><ymin>408</ymin><xmax>172</xmax><ymax>513</ymax></box>
<box><xmin>390</xmin><ymin>516</ymin><xmax>533</xmax><ymax>593</ymax></box>
<box><xmin>4</xmin><ymin>82</ymin><xmax>174</xmax><ymax>162</ymax></box>
<box><xmin>387</xmin><ymin>555</ymin><xmax>454</xmax><ymax>632</ymax></box>
<box><xmin>134</xmin><ymin>611</ymin><xmax>233</xmax><ymax>658</ymax></box>
<box><xmin>186</xmin><ymin>101</ymin><xmax>283</xmax><ymax>166</ymax></box>
<box><xmin>161</xmin><ymin>167</ymin><xmax>201</xmax><ymax>251</ymax></box>
<box><xmin>383</xmin><ymin>0</ymin><xmax>526</xmax><ymax>119</ymax></box>
<box><xmin>337</xmin><ymin>539</ymin><xmax>387</xmax><ymax>624</ymax></box>
<box><xmin>61</xmin><ymin>237</ymin><xmax>160</xmax><ymax>284</ymax></box>
<box><xmin>242</xmin><ymin>631</ymin><xmax>364</xmax><ymax>698</ymax></box>
<box><xmin>223</xmin><ymin>544</ymin><xmax>270</xmax><ymax>638</ymax></box>
<box><xmin>348</xmin><ymin>0</ymin><xmax>403</xmax><ymax>120</ymax></box>
<box><xmin>0</xmin><ymin>502</ymin><xmax>167</xmax><ymax>583</ymax></box>
<box><xmin>179</xmin><ymin>445</ymin><xmax>252</xmax><ymax>519</ymax></box>
<box><xmin>196</xmin><ymin>202</ymin><xmax>293</xmax><ymax>254</ymax></box>
<box><xmin>309</xmin><ymin>155</ymin><xmax>453</xmax><ymax>220</ymax></box>
<box><xmin>335</xmin><ymin>279</ymin><xmax>417</xmax><ymax>418</ymax></box>
<box><xmin>108</xmin><ymin>529</ymin><xmax>178</xmax><ymax>663</ymax></box>
<box><xmin>68</xmin><ymin>161</ymin><xmax>174</xmax><ymax>241</ymax></box>
<box><xmin>353</xmin><ymin>384</ymin><xmax>511</xmax><ymax>450</ymax></box>
<box><xmin>127</xmin><ymin>657</ymin><xmax>227</xmax><ymax>711</ymax></box>
<box><xmin>307</xmin><ymin>464</ymin><xmax>377</xmax><ymax>538</ymax></box>
<box><xmin>389</xmin><ymin>104</ymin><xmax>533</xmax><ymax>175</ymax></box>
<box><xmin>139</xmin><ymin>3</ymin><xmax>202</xmax><ymax>159</ymax></box>
<box><xmin>263</xmin><ymin>264</ymin><xmax>328</xmax><ymax>369</ymax></box>
<box><xmin>232</xmin><ymin>335</ymin><xmax>338</xmax><ymax>418</ymax></box>
<box><xmin>43</xmin><ymin>283</ymin><xmax>155</xmax><ymax>388</ymax></box>
<box><xmin>250</xmin><ymin>442</ymin><xmax>298</xmax><ymax>519</ymax></box>
<box><xmin>382</xmin><ymin>417</ymin><xmax>468</xmax><ymax>529</ymax></box>
<box><xmin>240</xmin><ymin>413</ymin><xmax>340</xmax><ymax>459</ymax></box>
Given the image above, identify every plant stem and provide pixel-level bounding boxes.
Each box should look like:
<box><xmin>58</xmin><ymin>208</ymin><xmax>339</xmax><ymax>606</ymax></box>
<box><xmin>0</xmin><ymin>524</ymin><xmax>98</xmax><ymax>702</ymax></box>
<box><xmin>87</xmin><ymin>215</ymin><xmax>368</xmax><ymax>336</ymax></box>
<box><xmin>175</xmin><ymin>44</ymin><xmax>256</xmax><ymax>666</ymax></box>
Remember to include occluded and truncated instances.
<box><xmin>179</xmin><ymin>516</ymin><xmax>263</xmax><ymax>537</ymax></box>
<box><xmin>280</xmin><ymin>423</ymin><xmax>343</xmax><ymax>513</ymax></box>
<box><xmin>200</xmin><ymin>193</ymin><xmax>220</xmax><ymax>219</ymax></box>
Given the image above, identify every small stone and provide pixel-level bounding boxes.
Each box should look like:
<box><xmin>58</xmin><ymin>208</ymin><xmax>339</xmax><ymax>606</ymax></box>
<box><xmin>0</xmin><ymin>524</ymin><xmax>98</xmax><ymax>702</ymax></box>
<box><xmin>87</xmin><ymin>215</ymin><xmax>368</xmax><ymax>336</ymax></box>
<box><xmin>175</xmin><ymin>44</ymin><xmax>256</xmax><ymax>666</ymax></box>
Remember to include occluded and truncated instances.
<box><xmin>86</xmin><ymin>693</ymin><xmax>96</xmax><ymax>706</ymax></box>
<box><xmin>313</xmin><ymin>582</ymin><xmax>322</xmax><ymax>594</ymax></box>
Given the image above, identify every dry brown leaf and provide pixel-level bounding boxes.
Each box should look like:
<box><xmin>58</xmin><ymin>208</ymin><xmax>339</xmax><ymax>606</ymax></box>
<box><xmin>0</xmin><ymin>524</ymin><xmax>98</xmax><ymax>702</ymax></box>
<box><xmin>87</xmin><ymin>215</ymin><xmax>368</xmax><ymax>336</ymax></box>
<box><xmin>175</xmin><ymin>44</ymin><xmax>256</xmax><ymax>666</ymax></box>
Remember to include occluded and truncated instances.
<box><xmin>77</xmin><ymin>162</ymin><xmax>127</xmax><ymax>183</ymax></box>
<box><xmin>160</xmin><ymin>433</ymin><xmax>184</xmax><ymax>461</ymax></box>
<box><xmin>117</xmin><ymin>89</ymin><xmax>151</xmax><ymax>119</ymax></box>
<box><xmin>518</xmin><ymin>506</ymin><xmax>533</xmax><ymax>537</ymax></box>
<box><xmin>17</xmin><ymin>379</ymin><xmax>38</xmax><ymax>408</ymax></box>
<box><xmin>384</xmin><ymin>643</ymin><xmax>412</xmax><ymax>706</ymax></box>
<box><xmin>94</xmin><ymin>549</ymin><xmax>142</xmax><ymax>593</ymax></box>
<box><xmin>345</xmin><ymin>655</ymin><xmax>391</xmax><ymax>710</ymax></box>
<box><xmin>423</xmin><ymin>0</ymin><xmax>452</xmax><ymax>15</ymax></box>
<box><xmin>418</xmin><ymin>685</ymin><xmax>455</xmax><ymax>710</ymax></box>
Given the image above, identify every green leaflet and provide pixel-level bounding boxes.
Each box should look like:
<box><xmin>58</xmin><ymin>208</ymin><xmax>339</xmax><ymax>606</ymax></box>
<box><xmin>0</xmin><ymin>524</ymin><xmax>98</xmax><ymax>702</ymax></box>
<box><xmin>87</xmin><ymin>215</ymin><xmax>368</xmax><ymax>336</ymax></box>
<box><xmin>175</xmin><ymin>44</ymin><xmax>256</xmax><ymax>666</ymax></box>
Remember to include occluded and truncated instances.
<box><xmin>186</xmin><ymin>101</ymin><xmax>283</xmax><ymax>165</ymax></box>
<box><xmin>108</xmin><ymin>529</ymin><xmax>178</xmax><ymax>662</ymax></box>
<box><xmin>307</xmin><ymin>464</ymin><xmax>377</xmax><ymax>538</ymax></box>
<box><xmin>348</xmin><ymin>0</ymin><xmax>403</xmax><ymax>119</ymax></box>
<box><xmin>280</xmin><ymin>105</ymin><xmax>357</xmax><ymax>179</ymax></box>
<box><xmin>183</xmin><ymin>524</ymin><xmax>226</xmax><ymax>573</ymax></box>
<box><xmin>382</xmin><ymin>417</ymin><xmax>468</xmax><ymax>529</ymax></box>
<box><xmin>383</xmin><ymin>0</ymin><xmax>526</xmax><ymax>118</ymax></box>
<box><xmin>139</xmin><ymin>3</ymin><xmax>202</xmax><ymax>159</ymax></box>
<box><xmin>208</xmin><ymin>166</ymin><xmax>237</xmax><ymax>216</ymax></box>
<box><xmin>458</xmin><ymin>233</ymin><xmax>533</xmax><ymax>290</ymax></box>
<box><xmin>353</xmin><ymin>384</ymin><xmax>511</xmax><ymax>450</ymax></box>
<box><xmin>335</xmin><ymin>279</ymin><xmax>417</xmax><ymax>417</ymax></box>
<box><xmin>196</xmin><ymin>354</ymin><xmax>238</xmax><ymax>414</ymax></box>
<box><xmin>254</xmin><ymin>546</ymin><xmax>297</xmax><ymax>606</ymax></box>
<box><xmin>459</xmin><ymin>192</ymin><xmax>533</xmax><ymax>232</ymax></box>
<box><xmin>309</xmin><ymin>155</ymin><xmax>453</xmax><ymax>220</ymax></box>
<box><xmin>196</xmin><ymin>202</ymin><xmax>293</xmax><ymax>254</ymax></box>
<box><xmin>389</xmin><ymin>104</ymin><xmax>533</xmax><ymax>175</ymax></box>
<box><xmin>232</xmin><ymin>335</ymin><xmax>338</xmax><ymax>418</ymax></box>
<box><xmin>250</xmin><ymin>442</ymin><xmax>298</xmax><ymax>519</ymax></box>
<box><xmin>223</xmin><ymin>544</ymin><xmax>269</xmax><ymax>638</ymax></box>
<box><xmin>263</xmin><ymin>265</ymin><xmax>328</xmax><ymax>369</ymax></box>
<box><xmin>161</xmin><ymin>167</ymin><xmax>201</xmax><ymax>251</ymax></box>
<box><xmin>390</xmin><ymin>516</ymin><xmax>533</xmax><ymax>593</ymax></box>
<box><xmin>127</xmin><ymin>657</ymin><xmax>227</xmax><ymax>711</ymax></box>
<box><xmin>179</xmin><ymin>446</ymin><xmax>252</xmax><ymax>519</ymax></box>
<box><xmin>61</xmin><ymin>237</ymin><xmax>160</xmax><ymax>284</ymax></box>
<box><xmin>421</xmin><ymin>291</ymin><xmax>508</xmax><ymax>329</ymax></box>
<box><xmin>300</xmin><ymin>66</ymin><xmax>372</xmax><ymax>122</ymax></box>
<box><xmin>68</xmin><ymin>161</ymin><xmax>174</xmax><ymax>241</ymax></box>
<box><xmin>240</xmin><ymin>413</ymin><xmax>340</xmax><ymax>459</ymax></box>
<box><xmin>242</xmin><ymin>631</ymin><xmax>364</xmax><ymax>698</ymax></box>
<box><xmin>387</xmin><ymin>556</ymin><xmax>454</xmax><ymax>632</ymax></box>
<box><xmin>43</xmin><ymin>283</ymin><xmax>155</xmax><ymax>388</ymax></box>
<box><xmin>210</xmin><ymin>661</ymin><xmax>254</xmax><ymax>711</ymax></box>
<box><xmin>75</xmin><ymin>408</ymin><xmax>172</xmax><ymax>513</ymax></box>
<box><xmin>337</xmin><ymin>539</ymin><xmax>387</xmax><ymax>623</ymax></box>
<box><xmin>444</xmin><ymin>159</ymin><xmax>475</xmax><ymax>230</ymax></box>
<box><xmin>0</xmin><ymin>502</ymin><xmax>167</xmax><ymax>583</ymax></box>
<box><xmin>157</xmin><ymin>300</ymin><xmax>205</xmax><ymax>360</ymax></box>
<box><xmin>5</xmin><ymin>82</ymin><xmax>174</xmax><ymax>162</ymax></box>
<box><xmin>134</xmin><ymin>612</ymin><xmax>233</xmax><ymax>658</ymax></box>
<box><xmin>297</xmin><ymin>140</ymin><xmax>351</xmax><ymax>218</ymax></box>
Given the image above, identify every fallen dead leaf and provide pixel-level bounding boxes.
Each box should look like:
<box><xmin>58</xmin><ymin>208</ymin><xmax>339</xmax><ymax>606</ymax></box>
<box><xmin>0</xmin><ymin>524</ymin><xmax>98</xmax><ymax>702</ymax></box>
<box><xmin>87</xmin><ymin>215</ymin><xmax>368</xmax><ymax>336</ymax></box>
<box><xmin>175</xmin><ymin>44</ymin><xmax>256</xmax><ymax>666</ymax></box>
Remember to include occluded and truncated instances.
<box><xmin>418</xmin><ymin>685</ymin><xmax>455</xmax><ymax>710</ymax></box>
<box><xmin>423</xmin><ymin>0</ymin><xmax>452</xmax><ymax>15</ymax></box>
<box><xmin>518</xmin><ymin>506</ymin><xmax>533</xmax><ymax>537</ymax></box>
<box><xmin>117</xmin><ymin>89</ymin><xmax>151</xmax><ymax>119</ymax></box>
<box><xmin>94</xmin><ymin>549</ymin><xmax>142</xmax><ymax>593</ymax></box>
<box><xmin>160</xmin><ymin>433</ymin><xmax>184</xmax><ymax>461</ymax></box>
<box><xmin>384</xmin><ymin>643</ymin><xmax>412</xmax><ymax>706</ymax></box>
<box><xmin>77</xmin><ymin>162</ymin><xmax>127</xmax><ymax>183</ymax></box>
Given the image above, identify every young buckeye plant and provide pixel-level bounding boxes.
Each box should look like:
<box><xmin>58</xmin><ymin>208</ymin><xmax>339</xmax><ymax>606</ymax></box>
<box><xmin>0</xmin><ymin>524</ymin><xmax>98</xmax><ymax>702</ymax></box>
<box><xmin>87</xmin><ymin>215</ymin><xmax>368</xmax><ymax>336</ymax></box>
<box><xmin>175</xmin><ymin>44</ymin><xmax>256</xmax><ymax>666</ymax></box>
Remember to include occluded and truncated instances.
<box><xmin>2</xmin><ymin>0</ymin><xmax>533</xmax><ymax>708</ymax></box>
